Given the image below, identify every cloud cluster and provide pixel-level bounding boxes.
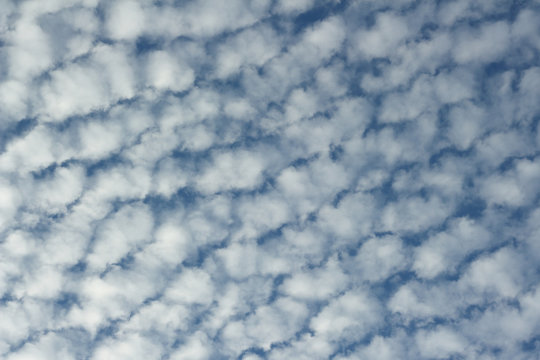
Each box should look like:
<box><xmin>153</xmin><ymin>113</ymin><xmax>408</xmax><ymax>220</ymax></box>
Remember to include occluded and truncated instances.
<box><xmin>0</xmin><ymin>0</ymin><xmax>539</xmax><ymax>359</ymax></box>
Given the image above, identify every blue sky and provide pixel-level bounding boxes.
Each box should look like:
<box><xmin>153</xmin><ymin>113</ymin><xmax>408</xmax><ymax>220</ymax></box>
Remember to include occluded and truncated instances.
<box><xmin>0</xmin><ymin>0</ymin><xmax>540</xmax><ymax>359</ymax></box>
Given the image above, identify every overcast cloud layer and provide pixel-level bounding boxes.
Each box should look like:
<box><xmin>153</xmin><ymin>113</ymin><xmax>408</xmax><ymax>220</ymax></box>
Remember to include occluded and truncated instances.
<box><xmin>1</xmin><ymin>0</ymin><xmax>540</xmax><ymax>359</ymax></box>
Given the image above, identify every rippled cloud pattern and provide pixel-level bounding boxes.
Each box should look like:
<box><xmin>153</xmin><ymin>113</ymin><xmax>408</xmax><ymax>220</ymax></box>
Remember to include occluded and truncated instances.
<box><xmin>1</xmin><ymin>0</ymin><xmax>540</xmax><ymax>359</ymax></box>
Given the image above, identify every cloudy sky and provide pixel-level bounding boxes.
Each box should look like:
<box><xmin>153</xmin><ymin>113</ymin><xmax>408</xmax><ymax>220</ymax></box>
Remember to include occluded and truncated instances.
<box><xmin>1</xmin><ymin>0</ymin><xmax>540</xmax><ymax>359</ymax></box>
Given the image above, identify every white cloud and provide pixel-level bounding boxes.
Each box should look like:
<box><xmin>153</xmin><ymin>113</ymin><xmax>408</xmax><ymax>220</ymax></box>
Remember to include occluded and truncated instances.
<box><xmin>267</xmin><ymin>332</ymin><xmax>334</xmax><ymax>360</ymax></box>
<box><xmin>453</xmin><ymin>21</ymin><xmax>511</xmax><ymax>64</ymax></box>
<box><xmin>141</xmin><ymin>222</ymin><xmax>192</xmax><ymax>268</ymax></box>
<box><xmin>196</xmin><ymin>150</ymin><xmax>266</xmax><ymax>194</ymax></box>
<box><xmin>277</xmin><ymin>157</ymin><xmax>349</xmax><ymax>217</ymax></box>
<box><xmin>217</xmin><ymin>242</ymin><xmax>258</xmax><ymax>279</ymax></box>
<box><xmin>415</xmin><ymin>327</ymin><xmax>467</xmax><ymax>359</ymax></box>
<box><xmin>378</xmin><ymin>75</ymin><xmax>438</xmax><ymax>123</ymax></box>
<box><xmin>165</xmin><ymin>268</ymin><xmax>214</xmax><ymax>305</ymax></box>
<box><xmin>353</xmin><ymin>235</ymin><xmax>408</xmax><ymax>282</ymax></box>
<box><xmin>4</xmin><ymin>333</ymin><xmax>73</xmax><ymax>360</ymax></box>
<box><xmin>281</xmin><ymin>257</ymin><xmax>348</xmax><ymax>300</ymax></box>
<box><xmin>413</xmin><ymin>217</ymin><xmax>491</xmax><ymax>278</ymax></box>
<box><xmin>0</xmin><ymin>182</ymin><xmax>21</xmax><ymax>230</ymax></box>
<box><xmin>458</xmin><ymin>248</ymin><xmax>527</xmax><ymax>298</ymax></box>
<box><xmin>381</xmin><ymin>195</ymin><xmax>450</xmax><ymax>233</ymax></box>
<box><xmin>0</xmin><ymin>80</ymin><xmax>29</xmax><ymax>120</ymax></box>
<box><xmin>317</xmin><ymin>192</ymin><xmax>376</xmax><ymax>242</ymax></box>
<box><xmin>476</xmin><ymin>130</ymin><xmax>532</xmax><ymax>168</ymax></box>
<box><xmin>0</xmin><ymin>125</ymin><xmax>71</xmax><ymax>174</ymax></box>
<box><xmin>352</xmin><ymin>12</ymin><xmax>409</xmax><ymax>60</ymax></box>
<box><xmin>169</xmin><ymin>331</ymin><xmax>211</xmax><ymax>360</ymax></box>
<box><xmin>300</xmin><ymin>16</ymin><xmax>346</xmax><ymax>61</ymax></box>
<box><xmin>234</xmin><ymin>193</ymin><xmax>291</xmax><ymax>240</ymax></box>
<box><xmin>91</xmin><ymin>334</ymin><xmax>162</xmax><ymax>360</ymax></box>
<box><xmin>310</xmin><ymin>290</ymin><xmax>381</xmax><ymax>341</ymax></box>
<box><xmin>480</xmin><ymin>158</ymin><xmax>540</xmax><ymax>207</ymax></box>
<box><xmin>85</xmin><ymin>204</ymin><xmax>154</xmax><ymax>272</ymax></box>
<box><xmin>352</xmin><ymin>335</ymin><xmax>405</xmax><ymax>360</ymax></box>
<box><xmin>39</xmin><ymin>44</ymin><xmax>138</xmax><ymax>123</ymax></box>
<box><xmin>433</xmin><ymin>69</ymin><xmax>476</xmax><ymax>104</ymax></box>
<box><xmin>214</xmin><ymin>26</ymin><xmax>280</xmax><ymax>79</ymax></box>
<box><xmin>146</xmin><ymin>51</ymin><xmax>195</xmax><ymax>92</ymax></box>
<box><xmin>92</xmin><ymin>44</ymin><xmax>137</xmax><ymax>100</ymax></box>
<box><xmin>388</xmin><ymin>283</ymin><xmax>438</xmax><ymax>320</ymax></box>
<box><xmin>6</xmin><ymin>15</ymin><xmax>53</xmax><ymax>80</ymax></box>
<box><xmin>221</xmin><ymin>297</ymin><xmax>308</xmax><ymax>352</ymax></box>
<box><xmin>30</xmin><ymin>165</ymin><xmax>85</xmax><ymax>213</ymax></box>
<box><xmin>447</xmin><ymin>101</ymin><xmax>485</xmax><ymax>150</ymax></box>
<box><xmin>223</xmin><ymin>98</ymin><xmax>256</xmax><ymax>120</ymax></box>
<box><xmin>40</xmin><ymin>63</ymin><xmax>108</xmax><ymax>122</ymax></box>
<box><xmin>105</xmin><ymin>1</ymin><xmax>146</xmax><ymax>41</ymax></box>
<box><xmin>274</xmin><ymin>0</ymin><xmax>315</xmax><ymax>15</ymax></box>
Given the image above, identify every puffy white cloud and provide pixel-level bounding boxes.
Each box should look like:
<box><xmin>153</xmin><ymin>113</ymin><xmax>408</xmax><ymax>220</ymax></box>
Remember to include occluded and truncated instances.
<box><xmin>352</xmin><ymin>12</ymin><xmax>410</xmax><ymax>60</ymax></box>
<box><xmin>85</xmin><ymin>204</ymin><xmax>154</xmax><ymax>272</ymax></box>
<box><xmin>299</xmin><ymin>16</ymin><xmax>346</xmax><ymax>61</ymax></box>
<box><xmin>221</xmin><ymin>297</ymin><xmax>308</xmax><ymax>352</ymax></box>
<box><xmin>91</xmin><ymin>334</ymin><xmax>162</xmax><ymax>360</ymax></box>
<box><xmin>281</xmin><ymin>257</ymin><xmax>348</xmax><ymax>300</ymax></box>
<box><xmin>453</xmin><ymin>21</ymin><xmax>511</xmax><ymax>64</ymax></box>
<box><xmin>476</xmin><ymin>130</ymin><xmax>533</xmax><ymax>168</ymax></box>
<box><xmin>0</xmin><ymin>125</ymin><xmax>64</xmax><ymax>174</ymax></box>
<box><xmin>274</xmin><ymin>0</ymin><xmax>315</xmax><ymax>15</ymax></box>
<box><xmin>6</xmin><ymin>15</ymin><xmax>53</xmax><ymax>80</ymax></box>
<box><xmin>0</xmin><ymin>80</ymin><xmax>29</xmax><ymax>120</ymax></box>
<box><xmin>415</xmin><ymin>327</ymin><xmax>467</xmax><ymax>359</ymax></box>
<box><xmin>413</xmin><ymin>217</ymin><xmax>491</xmax><ymax>279</ymax></box>
<box><xmin>30</xmin><ymin>165</ymin><xmax>85</xmax><ymax>214</ymax></box>
<box><xmin>234</xmin><ymin>193</ymin><xmax>291</xmax><ymax>240</ymax></box>
<box><xmin>40</xmin><ymin>63</ymin><xmax>109</xmax><ymax>122</ymax></box>
<box><xmin>214</xmin><ymin>26</ymin><xmax>280</xmax><ymax>79</ymax></box>
<box><xmin>458</xmin><ymin>247</ymin><xmax>528</xmax><ymax>299</ymax></box>
<box><xmin>350</xmin><ymin>335</ymin><xmax>405</xmax><ymax>360</ymax></box>
<box><xmin>165</xmin><ymin>268</ymin><xmax>214</xmax><ymax>305</ymax></box>
<box><xmin>146</xmin><ymin>50</ymin><xmax>195</xmax><ymax>92</ymax></box>
<box><xmin>4</xmin><ymin>332</ymin><xmax>74</xmax><ymax>360</ymax></box>
<box><xmin>317</xmin><ymin>192</ymin><xmax>377</xmax><ymax>242</ymax></box>
<box><xmin>196</xmin><ymin>150</ymin><xmax>267</xmax><ymax>194</ymax></box>
<box><xmin>479</xmin><ymin>158</ymin><xmax>540</xmax><ymax>207</ymax></box>
<box><xmin>277</xmin><ymin>157</ymin><xmax>349</xmax><ymax>217</ymax></box>
<box><xmin>39</xmin><ymin>44</ymin><xmax>137</xmax><ymax>122</ymax></box>
<box><xmin>105</xmin><ymin>1</ymin><xmax>146</xmax><ymax>41</ymax></box>
<box><xmin>352</xmin><ymin>235</ymin><xmax>408</xmax><ymax>282</ymax></box>
<box><xmin>388</xmin><ymin>283</ymin><xmax>439</xmax><ymax>320</ymax></box>
<box><xmin>215</xmin><ymin>239</ymin><xmax>293</xmax><ymax>279</ymax></box>
<box><xmin>310</xmin><ymin>289</ymin><xmax>381</xmax><ymax>341</ymax></box>
<box><xmin>447</xmin><ymin>101</ymin><xmax>485</xmax><ymax>150</ymax></box>
<box><xmin>381</xmin><ymin>195</ymin><xmax>450</xmax><ymax>233</ymax></box>
<box><xmin>169</xmin><ymin>331</ymin><xmax>211</xmax><ymax>360</ymax></box>
<box><xmin>140</xmin><ymin>222</ymin><xmax>193</xmax><ymax>268</ymax></box>
<box><xmin>267</xmin><ymin>332</ymin><xmax>334</xmax><ymax>360</ymax></box>
<box><xmin>0</xmin><ymin>182</ymin><xmax>21</xmax><ymax>230</ymax></box>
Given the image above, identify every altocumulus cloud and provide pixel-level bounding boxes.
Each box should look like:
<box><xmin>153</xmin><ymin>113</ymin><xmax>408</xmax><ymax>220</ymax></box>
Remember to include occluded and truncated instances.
<box><xmin>0</xmin><ymin>0</ymin><xmax>540</xmax><ymax>359</ymax></box>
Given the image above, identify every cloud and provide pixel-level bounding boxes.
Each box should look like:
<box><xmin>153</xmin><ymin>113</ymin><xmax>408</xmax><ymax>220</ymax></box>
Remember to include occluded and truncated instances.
<box><xmin>146</xmin><ymin>50</ymin><xmax>195</xmax><ymax>92</ymax></box>
<box><xmin>415</xmin><ymin>327</ymin><xmax>467</xmax><ymax>359</ymax></box>
<box><xmin>0</xmin><ymin>0</ymin><xmax>539</xmax><ymax>359</ymax></box>
<box><xmin>352</xmin><ymin>12</ymin><xmax>410</xmax><ymax>60</ymax></box>
<box><xmin>453</xmin><ymin>21</ymin><xmax>511</xmax><ymax>64</ymax></box>
<box><xmin>196</xmin><ymin>150</ymin><xmax>267</xmax><ymax>194</ymax></box>
<box><xmin>105</xmin><ymin>1</ymin><xmax>146</xmax><ymax>41</ymax></box>
<box><xmin>413</xmin><ymin>217</ymin><xmax>491</xmax><ymax>279</ymax></box>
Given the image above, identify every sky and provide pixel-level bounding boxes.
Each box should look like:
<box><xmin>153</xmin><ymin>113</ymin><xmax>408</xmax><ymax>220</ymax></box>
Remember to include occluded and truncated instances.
<box><xmin>0</xmin><ymin>0</ymin><xmax>540</xmax><ymax>359</ymax></box>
